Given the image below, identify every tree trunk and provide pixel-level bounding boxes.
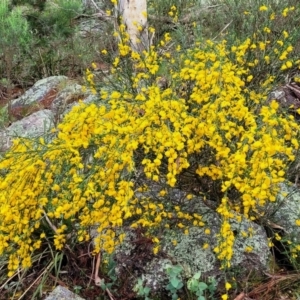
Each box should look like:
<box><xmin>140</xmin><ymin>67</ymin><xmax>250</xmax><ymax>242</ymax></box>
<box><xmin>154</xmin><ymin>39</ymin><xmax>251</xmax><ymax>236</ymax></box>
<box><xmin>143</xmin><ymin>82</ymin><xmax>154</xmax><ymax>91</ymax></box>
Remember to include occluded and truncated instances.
<box><xmin>117</xmin><ymin>0</ymin><xmax>149</xmax><ymax>53</ymax></box>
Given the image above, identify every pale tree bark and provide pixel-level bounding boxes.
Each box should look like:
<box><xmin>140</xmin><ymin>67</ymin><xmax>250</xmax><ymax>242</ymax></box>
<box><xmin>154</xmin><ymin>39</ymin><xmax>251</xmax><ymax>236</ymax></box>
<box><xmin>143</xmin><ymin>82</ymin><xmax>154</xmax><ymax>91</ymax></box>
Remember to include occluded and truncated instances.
<box><xmin>117</xmin><ymin>0</ymin><xmax>149</xmax><ymax>53</ymax></box>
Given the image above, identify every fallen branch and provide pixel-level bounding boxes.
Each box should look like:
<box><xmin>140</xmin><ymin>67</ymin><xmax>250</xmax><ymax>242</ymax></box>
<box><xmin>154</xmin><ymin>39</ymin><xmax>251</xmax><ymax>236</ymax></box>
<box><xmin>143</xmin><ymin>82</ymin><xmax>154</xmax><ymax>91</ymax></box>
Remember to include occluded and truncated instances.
<box><xmin>213</xmin><ymin>21</ymin><xmax>232</xmax><ymax>40</ymax></box>
<box><xmin>94</xmin><ymin>252</ymin><xmax>101</xmax><ymax>286</ymax></box>
<box><xmin>234</xmin><ymin>292</ymin><xmax>245</xmax><ymax>300</ymax></box>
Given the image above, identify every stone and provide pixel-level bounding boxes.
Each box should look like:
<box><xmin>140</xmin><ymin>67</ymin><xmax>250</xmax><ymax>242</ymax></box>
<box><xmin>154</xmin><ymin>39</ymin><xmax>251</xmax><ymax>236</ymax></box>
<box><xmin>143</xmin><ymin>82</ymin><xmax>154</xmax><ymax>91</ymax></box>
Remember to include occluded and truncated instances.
<box><xmin>0</xmin><ymin>110</ymin><xmax>54</xmax><ymax>153</ymax></box>
<box><xmin>114</xmin><ymin>190</ymin><xmax>270</xmax><ymax>295</ymax></box>
<box><xmin>268</xmin><ymin>183</ymin><xmax>300</xmax><ymax>243</ymax></box>
<box><xmin>8</xmin><ymin>76</ymin><xmax>68</xmax><ymax>120</ymax></box>
<box><xmin>10</xmin><ymin>76</ymin><xmax>68</xmax><ymax>109</ymax></box>
<box><xmin>50</xmin><ymin>82</ymin><xmax>86</xmax><ymax>120</ymax></box>
<box><xmin>0</xmin><ymin>76</ymin><xmax>99</xmax><ymax>154</ymax></box>
<box><xmin>45</xmin><ymin>286</ymin><xmax>85</xmax><ymax>300</ymax></box>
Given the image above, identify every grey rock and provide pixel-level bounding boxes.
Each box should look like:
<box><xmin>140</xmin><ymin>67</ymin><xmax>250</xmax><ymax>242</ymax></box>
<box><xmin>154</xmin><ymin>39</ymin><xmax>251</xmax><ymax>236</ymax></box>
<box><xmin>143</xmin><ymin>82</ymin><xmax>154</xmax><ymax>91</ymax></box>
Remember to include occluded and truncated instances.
<box><xmin>268</xmin><ymin>86</ymin><xmax>300</xmax><ymax>110</ymax></box>
<box><xmin>82</xmin><ymin>0</ymin><xmax>106</xmax><ymax>11</ymax></box>
<box><xmin>0</xmin><ymin>110</ymin><xmax>54</xmax><ymax>152</ymax></box>
<box><xmin>78</xmin><ymin>18</ymin><xmax>109</xmax><ymax>38</ymax></box>
<box><xmin>268</xmin><ymin>183</ymin><xmax>300</xmax><ymax>243</ymax></box>
<box><xmin>114</xmin><ymin>191</ymin><xmax>270</xmax><ymax>294</ymax></box>
<box><xmin>45</xmin><ymin>286</ymin><xmax>85</xmax><ymax>300</ymax></box>
<box><xmin>10</xmin><ymin>76</ymin><xmax>68</xmax><ymax>109</ymax></box>
<box><xmin>0</xmin><ymin>76</ymin><xmax>100</xmax><ymax>153</ymax></box>
<box><xmin>268</xmin><ymin>89</ymin><xmax>286</xmax><ymax>103</ymax></box>
<box><xmin>50</xmin><ymin>82</ymin><xmax>86</xmax><ymax>119</ymax></box>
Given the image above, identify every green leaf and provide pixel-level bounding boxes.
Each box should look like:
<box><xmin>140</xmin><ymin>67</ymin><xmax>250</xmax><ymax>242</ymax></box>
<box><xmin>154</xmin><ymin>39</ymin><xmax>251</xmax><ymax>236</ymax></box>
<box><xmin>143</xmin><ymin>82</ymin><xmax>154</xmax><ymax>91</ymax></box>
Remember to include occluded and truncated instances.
<box><xmin>144</xmin><ymin>287</ymin><xmax>151</xmax><ymax>295</ymax></box>
<box><xmin>198</xmin><ymin>282</ymin><xmax>208</xmax><ymax>290</ymax></box>
<box><xmin>193</xmin><ymin>272</ymin><xmax>201</xmax><ymax>280</ymax></box>
<box><xmin>170</xmin><ymin>277</ymin><xmax>180</xmax><ymax>288</ymax></box>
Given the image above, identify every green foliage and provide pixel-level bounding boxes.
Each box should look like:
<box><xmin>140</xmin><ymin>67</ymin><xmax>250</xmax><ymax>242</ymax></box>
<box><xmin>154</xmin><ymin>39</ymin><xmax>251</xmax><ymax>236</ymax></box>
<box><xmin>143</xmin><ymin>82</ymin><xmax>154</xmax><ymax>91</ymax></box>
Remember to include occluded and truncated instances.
<box><xmin>100</xmin><ymin>254</ymin><xmax>118</xmax><ymax>292</ymax></box>
<box><xmin>10</xmin><ymin>0</ymin><xmax>82</xmax><ymax>38</ymax></box>
<box><xmin>134</xmin><ymin>278</ymin><xmax>152</xmax><ymax>300</ymax></box>
<box><xmin>133</xmin><ymin>266</ymin><xmax>217</xmax><ymax>300</ymax></box>
<box><xmin>20</xmin><ymin>0</ymin><xmax>85</xmax><ymax>77</ymax></box>
<box><xmin>0</xmin><ymin>1</ymin><xmax>31</xmax><ymax>47</ymax></box>
<box><xmin>11</xmin><ymin>0</ymin><xmax>46</xmax><ymax>10</ymax></box>
<box><xmin>37</xmin><ymin>0</ymin><xmax>83</xmax><ymax>38</ymax></box>
<box><xmin>187</xmin><ymin>272</ymin><xmax>217</xmax><ymax>300</ymax></box>
<box><xmin>0</xmin><ymin>0</ymin><xmax>103</xmax><ymax>84</ymax></box>
<box><xmin>165</xmin><ymin>264</ymin><xmax>184</xmax><ymax>300</ymax></box>
<box><xmin>0</xmin><ymin>0</ymin><xmax>34</xmax><ymax>82</ymax></box>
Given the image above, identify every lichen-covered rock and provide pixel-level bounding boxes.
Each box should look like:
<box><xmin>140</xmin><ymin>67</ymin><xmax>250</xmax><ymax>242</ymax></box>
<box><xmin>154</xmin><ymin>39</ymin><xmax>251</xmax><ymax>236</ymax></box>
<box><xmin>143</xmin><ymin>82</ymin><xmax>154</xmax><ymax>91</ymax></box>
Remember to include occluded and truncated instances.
<box><xmin>45</xmin><ymin>285</ymin><xmax>85</xmax><ymax>300</ymax></box>
<box><xmin>114</xmin><ymin>191</ymin><xmax>270</xmax><ymax>296</ymax></box>
<box><xmin>268</xmin><ymin>183</ymin><xmax>300</xmax><ymax>243</ymax></box>
<box><xmin>10</xmin><ymin>76</ymin><xmax>68</xmax><ymax>111</ymax></box>
<box><xmin>0</xmin><ymin>76</ymin><xmax>100</xmax><ymax>154</ymax></box>
<box><xmin>53</xmin><ymin>89</ymin><xmax>99</xmax><ymax>120</ymax></box>
<box><xmin>0</xmin><ymin>109</ymin><xmax>54</xmax><ymax>153</ymax></box>
<box><xmin>49</xmin><ymin>82</ymin><xmax>87</xmax><ymax>121</ymax></box>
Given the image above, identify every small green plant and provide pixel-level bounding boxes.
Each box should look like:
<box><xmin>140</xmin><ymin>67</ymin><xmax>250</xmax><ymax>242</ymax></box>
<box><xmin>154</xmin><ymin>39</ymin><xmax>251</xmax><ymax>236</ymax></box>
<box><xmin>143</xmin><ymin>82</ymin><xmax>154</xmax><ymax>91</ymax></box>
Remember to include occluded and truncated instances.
<box><xmin>165</xmin><ymin>264</ymin><xmax>184</xmax><ymax>300</ymax></box>
<box><xmin>187</xmin><ymin>272</ymin><xmax>217</xmax><ymax>300</ymax></box>
<box><xmin>100</xmin><ymin>253</ymin><xmax>118</xmax><ymax>292</ymax></box>
<box><xmin>133</xmin><ymin>277</ymin><xmax>152</xmax><ymax>300</ymax></box>
<box><xmin>0</xmin><ymin>0</ymin><xmax>33</xmax><ymax>84</ymax></box>
<box><xmin>73</xmin><ymin>285</ymin><xmax>83</xmax><ymax>294</ymax></box>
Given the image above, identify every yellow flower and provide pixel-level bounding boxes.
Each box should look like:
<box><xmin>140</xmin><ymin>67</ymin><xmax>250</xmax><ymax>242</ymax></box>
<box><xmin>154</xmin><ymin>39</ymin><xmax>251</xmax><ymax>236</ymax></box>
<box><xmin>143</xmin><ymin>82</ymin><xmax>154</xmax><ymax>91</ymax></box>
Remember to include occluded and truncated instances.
<box><xmin>282</xmin><ymin>8</ymin><xmax>289</xmax><ymax>17</ymax></box>
<box><xmin>203</xmin><ymin>243</ymin><xmax>209</xmax><ymax>249</ymax></box>
<box><xmin>204</xmin><ymin>228</ymin><xmax>211</xmax><ymax>235</ymax></box>
<box><xmin>264</xmin><ymin>56</ymin><xmax>270</xmax><ymax>64</ymax></box>
<box><xmin>153</xmin><ymin>246</ymin><xmax>160</xmax><ymax>254</ymax></box>
<box><xmin>277</xmin><ymin>40</ymin><xmax>283</xmax><ymax>47</ymax></box>
<box><xmin>280</xmin><ymin>31</ymin><xmax>288</xmax><ymax>40</ymax></box>
<box><xmin>247</xmin><ymin>75</ymin><xmax>253</xmax><ymax>82</ymax></box>
<box><xmin>225</xmin><ymin>282</ymin><xmax>232</xmax><ymax>290</ymax></box>
<box><xmin>259</xmin><ymin>5</ymin><xmax>268</xmax><ymax>11</ymax></box>
<box><xmin>149</xmin><ymin>26</ymin><xmax>155</xmax><ymax>33</ymax></box>
<box><xmin>187</xmin><ymin>194</ymin><xmax>193</xmax><ymax>200</ymax></box>
<box><xmin>245</xmin><ymin>246</ymin><xmax>253</xmax><ymax>252</ymax></box>
<box><xmin>275</xmin><ymin>233</ymin><xmax>281</xmax><ymax>241</ymax></box>
<box><xmin>159</xmin><ymin>189</ymin><xmax>167</xmax><ymax>196</ymax></box>
<box><xmin>152</xmin><ymin>237</ymin><xmax>159</xmax><ymax>244</ymax></box>
<box><xmin>281</xmin><ymin>61</ymin><xmax>292</xmax><ymax>70</ymax></box>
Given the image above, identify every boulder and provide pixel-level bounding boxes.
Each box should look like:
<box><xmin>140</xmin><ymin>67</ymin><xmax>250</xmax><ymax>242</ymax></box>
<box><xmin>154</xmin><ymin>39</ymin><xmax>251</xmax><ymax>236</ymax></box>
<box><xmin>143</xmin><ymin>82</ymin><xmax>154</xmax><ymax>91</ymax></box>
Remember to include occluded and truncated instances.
<box><xmin>114</xmin><ymin>189</ymin><xmax>270</xmax><ymax>295</ymax></box>
<box><xmin>50</xmin><ymin>82</ymin><xmax>86</xmax><ymax>118</ymax></box>
<box><xmin>0</xmin><ymin>76</ymin><xmax>99</xmax><ymax>154</ymax></box>
<box><xmin>45</xmin><ymin>285</ymin><xmax>85</xmax><ymax>300</ymax></box>
<box><xmin>268</xmin><ymin>183</ymin><xmax>300</xmax><ymax>243</ymax></box>
<box><xmin>9</xmin><ymin>76</ymin><xmax>68</xmax><ymax>120</ymax></box>
<box><xmin>0</xmin><ymin>109</ymin><xmax>54</xmax><ymax>153</ymax></box>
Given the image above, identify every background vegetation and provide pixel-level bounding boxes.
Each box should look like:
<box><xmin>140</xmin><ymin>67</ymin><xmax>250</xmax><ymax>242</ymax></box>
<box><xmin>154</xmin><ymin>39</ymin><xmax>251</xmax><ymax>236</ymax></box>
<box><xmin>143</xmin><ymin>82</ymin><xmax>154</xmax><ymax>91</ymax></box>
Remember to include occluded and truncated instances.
<box><xmin>1</xmin><ymin>0</ymin><xmax>300</xmax><ymax>299</ymax></box>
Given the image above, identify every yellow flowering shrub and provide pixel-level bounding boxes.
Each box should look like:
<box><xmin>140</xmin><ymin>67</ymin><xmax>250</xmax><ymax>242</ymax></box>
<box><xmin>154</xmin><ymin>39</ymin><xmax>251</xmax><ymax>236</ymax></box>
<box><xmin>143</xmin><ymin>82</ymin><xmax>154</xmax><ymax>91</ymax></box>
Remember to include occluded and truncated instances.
<box><xmin>0</xmin><ymin>4</ymin><xmax>300</xmax><ymax>277</ymax></box>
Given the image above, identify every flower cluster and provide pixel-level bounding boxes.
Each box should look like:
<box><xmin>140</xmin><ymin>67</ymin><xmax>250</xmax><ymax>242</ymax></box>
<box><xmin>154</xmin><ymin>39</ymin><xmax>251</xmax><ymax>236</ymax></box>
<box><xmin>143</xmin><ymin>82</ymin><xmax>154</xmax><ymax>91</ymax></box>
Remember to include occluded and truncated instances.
<box><xmin>0</xmin><ymin>3</ymin><xmax>299</xmax><ymax>277</ymax></box>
